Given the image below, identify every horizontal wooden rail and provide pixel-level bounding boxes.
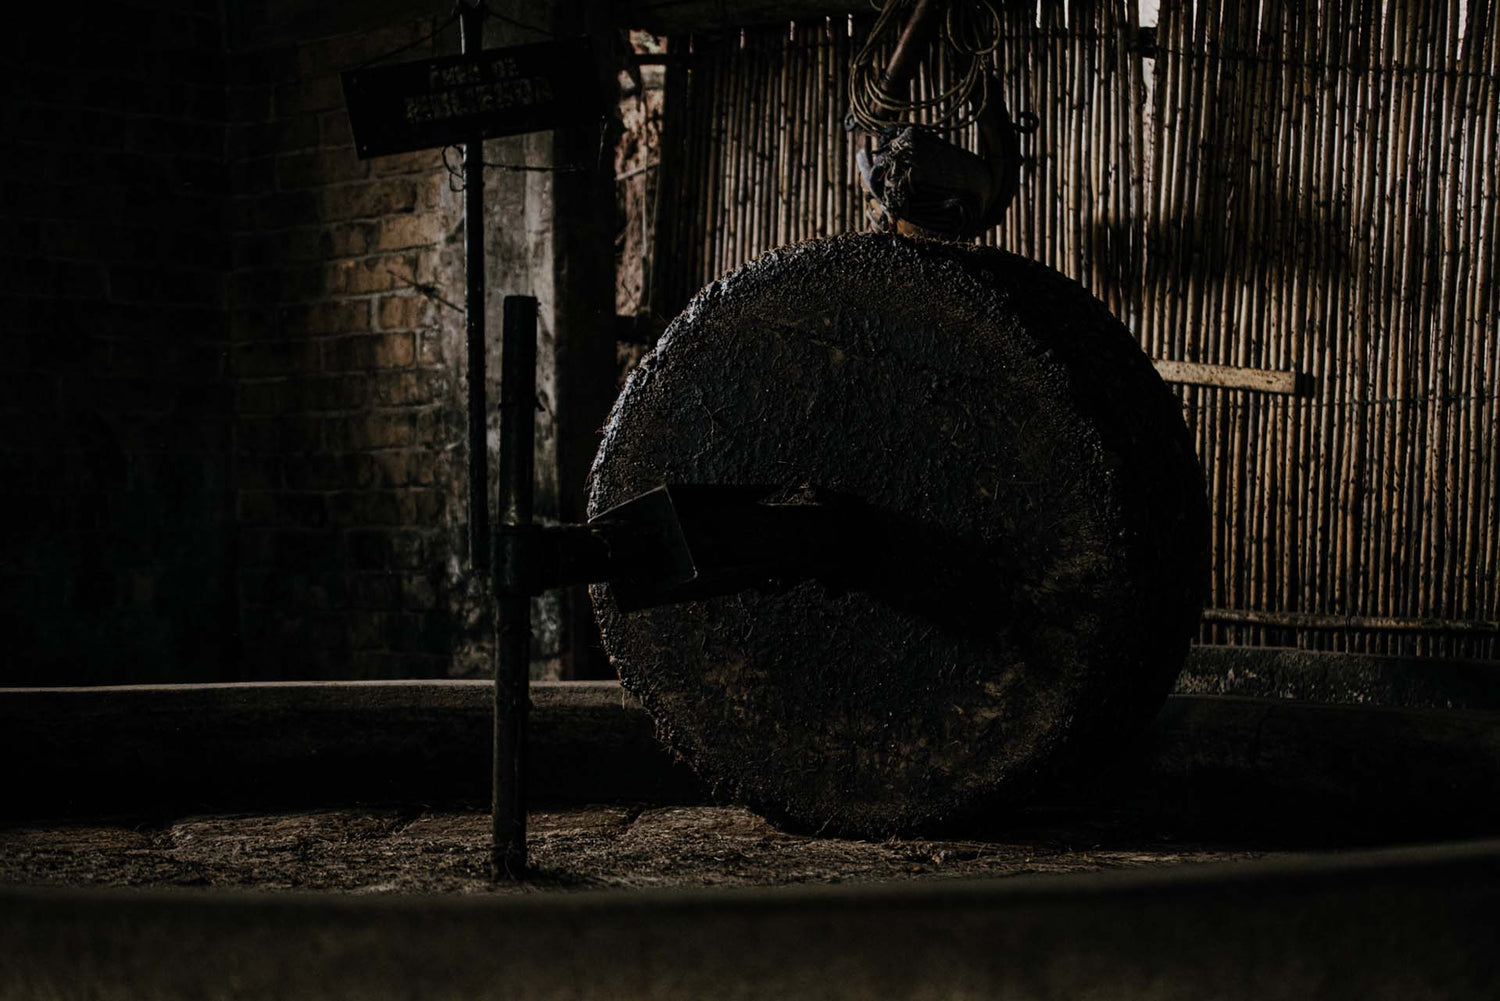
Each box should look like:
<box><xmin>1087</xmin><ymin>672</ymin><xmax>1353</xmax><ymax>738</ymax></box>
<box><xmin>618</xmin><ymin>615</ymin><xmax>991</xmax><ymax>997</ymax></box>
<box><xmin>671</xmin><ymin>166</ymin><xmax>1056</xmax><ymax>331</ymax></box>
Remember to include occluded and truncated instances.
<box><xmin>1153</xmin><ymin>359</ymin><xmax>1302</xmax><ymax>394</ymax></box>
<box><xmin>1203</xmin><ymin>607</ymin><xmax>1500</xmax><ymax>635</ymax></box>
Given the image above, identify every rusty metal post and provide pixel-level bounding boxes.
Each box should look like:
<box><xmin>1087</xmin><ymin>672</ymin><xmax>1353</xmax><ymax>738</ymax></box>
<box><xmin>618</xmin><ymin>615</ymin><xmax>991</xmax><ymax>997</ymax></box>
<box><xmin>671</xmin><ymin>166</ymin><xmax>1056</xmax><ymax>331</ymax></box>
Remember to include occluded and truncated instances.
<box><xmin>879</xmin><ymin>0</ymin><xmax>943</xmax><ymax>106</ymax></box>
<box><xmin>493</xmin><ymin>295</ymin><xmax>537</xmax><ymax>879</ymax></box>
<box><xmin>461</xmin><ymin>0</ymin><xmax>489</xmax><ymax>571</ymax></box>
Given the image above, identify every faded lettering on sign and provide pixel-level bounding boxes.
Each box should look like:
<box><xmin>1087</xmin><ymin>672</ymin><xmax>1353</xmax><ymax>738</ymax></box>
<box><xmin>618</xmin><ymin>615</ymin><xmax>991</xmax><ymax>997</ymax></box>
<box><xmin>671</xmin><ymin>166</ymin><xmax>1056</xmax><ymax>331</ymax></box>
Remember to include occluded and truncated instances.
<box><xmin>343</xmin><ymin>37</ymin><xmax>599</xmax><ymax>158</ymax></box>
<box><xmin>404</xmin><ymin>76</ymin><xmax>556</xmax><ymax>124</ymax></box>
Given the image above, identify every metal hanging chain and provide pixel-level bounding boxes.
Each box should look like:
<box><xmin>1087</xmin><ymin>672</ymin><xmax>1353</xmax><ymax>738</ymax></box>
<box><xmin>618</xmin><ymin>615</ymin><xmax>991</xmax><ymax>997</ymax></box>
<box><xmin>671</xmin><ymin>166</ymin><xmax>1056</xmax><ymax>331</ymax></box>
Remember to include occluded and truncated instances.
<box><xmin>848</xmin><ymin>0</ymin><xmax>1006</xmax><ymax>134</ymax></box>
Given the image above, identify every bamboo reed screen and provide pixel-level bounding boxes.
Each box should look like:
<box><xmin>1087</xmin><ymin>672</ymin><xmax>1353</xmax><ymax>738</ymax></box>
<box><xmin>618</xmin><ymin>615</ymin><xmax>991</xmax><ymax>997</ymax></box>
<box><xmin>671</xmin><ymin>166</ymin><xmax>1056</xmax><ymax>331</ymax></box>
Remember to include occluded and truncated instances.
<box><xmin>634</xmin><ymin>0</ymin><xmax>1500</xmax><ymax>659</ymax></box>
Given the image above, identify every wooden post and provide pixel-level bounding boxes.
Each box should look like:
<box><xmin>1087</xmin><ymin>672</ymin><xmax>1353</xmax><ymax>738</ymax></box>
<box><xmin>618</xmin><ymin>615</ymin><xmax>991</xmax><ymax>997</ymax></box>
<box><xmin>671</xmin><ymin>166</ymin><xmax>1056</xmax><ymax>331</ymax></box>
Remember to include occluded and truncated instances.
<box><xmin>460</xmin><ymin>0</ymin><xmax>489</xmax><ymax>572</ymax></box>
<box><xmin>493</xmin><ymin>295</ymin><xmax>537</xmax><ymax>879</ymax></box>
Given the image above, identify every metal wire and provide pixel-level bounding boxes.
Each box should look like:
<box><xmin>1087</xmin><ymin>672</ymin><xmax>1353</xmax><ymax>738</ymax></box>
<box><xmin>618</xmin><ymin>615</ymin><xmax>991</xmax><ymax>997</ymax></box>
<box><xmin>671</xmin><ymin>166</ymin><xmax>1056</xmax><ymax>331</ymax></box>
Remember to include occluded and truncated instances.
<box><xmin>847</xmin><ymin>0</ymin><xmax>1006</xmax><ymax>133</ymax></box>
<box><xmin>441</xmin><ymin>145</ymin><xmax>588</xmax><ymax>192</ymax></box>
<box><xmin>352</xmin><ymin>5</ymin><xmax>462</xmax><ymax>70</ymax></box>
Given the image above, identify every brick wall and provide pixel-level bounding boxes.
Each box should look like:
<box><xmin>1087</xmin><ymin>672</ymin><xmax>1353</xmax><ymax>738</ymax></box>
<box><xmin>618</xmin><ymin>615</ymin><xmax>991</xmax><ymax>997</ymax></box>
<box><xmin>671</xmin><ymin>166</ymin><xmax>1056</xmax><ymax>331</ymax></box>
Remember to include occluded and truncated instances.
<box><xmin>3</xmin><ymin>1</ymin><xmax>615</xmax><ymax>685</ymax></box>
<box><xmin>226</xmin><ymin>3</ymin><xmax>478</xmax><ymax>680</ymax></box>
<box><xmin>0</xmin><ymin>0</ymin><xmax>236</xmax><ymax>684</ymax></box>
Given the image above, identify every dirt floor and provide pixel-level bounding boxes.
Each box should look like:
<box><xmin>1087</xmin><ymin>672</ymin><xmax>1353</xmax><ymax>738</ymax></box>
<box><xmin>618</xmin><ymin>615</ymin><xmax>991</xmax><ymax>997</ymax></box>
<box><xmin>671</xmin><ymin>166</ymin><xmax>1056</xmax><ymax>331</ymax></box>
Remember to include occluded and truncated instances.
<box><xmin>0</xmin><ymin>804</ymin><xmax>1283</xmax><ymax>894</ymax></box>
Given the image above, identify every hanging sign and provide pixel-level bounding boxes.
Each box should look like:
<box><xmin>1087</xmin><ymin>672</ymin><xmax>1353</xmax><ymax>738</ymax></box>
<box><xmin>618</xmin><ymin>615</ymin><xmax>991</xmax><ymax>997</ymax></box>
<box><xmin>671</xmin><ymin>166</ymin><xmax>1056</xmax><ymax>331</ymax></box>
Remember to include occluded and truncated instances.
<box><xmin>342</xmin><ymin>37</ymin><xmax>601</xmax><ymax>159</ymax></box>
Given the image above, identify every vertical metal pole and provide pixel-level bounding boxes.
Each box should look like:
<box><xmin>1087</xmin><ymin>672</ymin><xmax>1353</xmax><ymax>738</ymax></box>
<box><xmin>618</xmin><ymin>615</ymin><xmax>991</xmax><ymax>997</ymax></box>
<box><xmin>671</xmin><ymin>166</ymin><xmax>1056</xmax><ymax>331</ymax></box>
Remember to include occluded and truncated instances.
<box><xmin>461</xmin><ymin>0</ymin><xmax>489</xmax><ymax>572</ymax></box>
<box><xmin>494</xmin><ymin>295</ymin><xmax>537</xmax><ymax>879</ymax></box>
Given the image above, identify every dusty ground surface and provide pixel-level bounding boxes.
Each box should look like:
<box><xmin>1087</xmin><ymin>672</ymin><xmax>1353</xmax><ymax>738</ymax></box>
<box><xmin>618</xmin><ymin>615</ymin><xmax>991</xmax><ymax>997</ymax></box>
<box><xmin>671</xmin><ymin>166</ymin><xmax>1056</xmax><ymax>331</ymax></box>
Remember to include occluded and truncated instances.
<box><xmin>0</xmin><ymin>804</ymin><xmax>1282</xmax><ymax>894</ymax></box>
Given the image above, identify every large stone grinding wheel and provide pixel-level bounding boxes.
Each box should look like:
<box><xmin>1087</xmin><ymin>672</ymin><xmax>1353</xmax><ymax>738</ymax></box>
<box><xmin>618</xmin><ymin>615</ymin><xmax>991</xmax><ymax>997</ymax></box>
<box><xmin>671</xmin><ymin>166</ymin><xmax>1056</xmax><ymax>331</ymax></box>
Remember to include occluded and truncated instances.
<box><xmin>588</xmin><ymin>233</ymin><xmax>1208</xmax><ymax>837</ymax></box>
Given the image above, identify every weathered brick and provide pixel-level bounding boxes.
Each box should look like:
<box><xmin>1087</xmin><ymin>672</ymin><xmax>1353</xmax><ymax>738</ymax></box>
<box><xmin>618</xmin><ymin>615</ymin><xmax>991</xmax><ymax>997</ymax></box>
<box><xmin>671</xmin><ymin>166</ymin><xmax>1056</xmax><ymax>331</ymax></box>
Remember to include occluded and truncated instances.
<box><xmin>279</xmin><ymin>298</ymin><xmax>371</xmax><ymax>336</ymax></box>
<box><xmin>276</xmin><ymin>146</ymin><xmax>369</xmax><ymax>189</ymax></box>
<box><xmin>229</xmin><ymin>307</ymin><xmax>276</xmax><ymax>342</ymax></box>
<box><xmin>233</xmin><ymin>231</ymin><xmax>278</xmax><ymax>269</ymax></box>
<box><xmin>319</xmin><ymin>110</ymin><xmax>354</xmax><ymax>148</ymax></box>
<box><xmin>125</xmin><ymin>116</ymin><xmax>223</xmax><ymax>160</ymax></box>
<box><xmin>416</xmin><ymin>329</ymin><xmax>447</xmax><ymax>365</ymax></box>
<box><xmin>323</xmin><ymin>254</ymin><xmax>414</xmax><ymax>295</ymax></box>
<box><xmin>119</xmin><ymin>189</ymin><xmax>228</xmax><ymax>234</ymax></box>
<box><xmin>7</xmin><ymin>103</ymin><xmax>127</xmax><ymax>148</ymax></box>
<box><xmin>296</xmin><ymin>25</ymin><xmax>421</xmax><ymax>79</ymax></box>
<box><xmin>324</xmin><ymin>222</ymin><xmax>378</xmax><ymax>259</ymax></box>
<box><xmin>235</xmin><ymin>380</ymin><xmax>283</xmax><ymax>415</ymax></box>
<box><xmin>369</xmin><ymin>369</ymin><xmax>445</xmax><ymax>406</ymax></box>
<box><xmin>163</xmin><ymin>228</ymin><xmax>232</xmax><ymax>271</ymax></box>
<box><xmin>326</xmin><ymin>408</ymin><xmax>446</xmax><ymax>451</ymax></box>
<box><xmin>418</xmin><ymin>171</ymin><xmax>453</xmax><ymax>211</ymax></box>
<box><xmin>227</xmin><ymin>84</ymin><xmax>275</xmax><ymax>122</ymax></box>
<box><xmin>349</xmin><ymin>573</ymin><xmax>399</xmax><ymax>607</ymax></box>
<box><xmin>284</xmin><ymin>374</ymin><xmax>353</xmax><ymax>413</ymax></box>
<box><xmin>270</xmin><ymin>528</ymin><xmax>343</xmax><ymax>572</ymax></box>
<box><xmin>255</xmin><ymin>227</ymin><xmax>319</xmax><ymax>263</ymax></box>
<box><xmin>375</xmin><ymin>212</ymin><xmax>446</xmax><ymax>251</ymax></box>
<box><xmin>398</xmin><ymin>572</ymin><xmax>439</xmax><ymax>610</ymax></box>
<box><xmin>281</xmin><ymin>261</ymin><xmax>339</xmax><ymax>300</ymax></box>
<box><xmin>399</xmin><ymin>488</ymin><xmax>445</xmax><ymax>524</ymax></box>
<box><xmin>376</xmin><ymin>293</ymin><xmax>430</xmax><ymax>330</ymax></box>
<box><xmin>232</xmin><ymin>339</ymin><xmax>320</xmax><ymax>378</ymax></box>
<box><xmin>324</xmin><ymin>332</ymin><xmax>414</xmax><ymax>371</ymax></box>
<box><xmin>390</xmin><ymin>529</ymin><xmax>431</xmax><ymax>569</ymax></box>
<box><xmin>227</xmin><ymin>267</ymin><xmax>282</xmax><ymax>308</ymax></box>
<box><xmin>396</xmin><ymin>611</ymin><xmax>450</xmax><ymax>654</ymax></box>
<box><xmin>411</xmin><ymin>246</ymin><xmax>446</xmax><ymax>284</ymax></box>
<box><xmin>228</xmin><ymin>44</ymin><xmax>300</xmax><ymax>88</ymax></box>
<box><xmin>265</xmin><ymin>571</ymin><xmax>342</xmax><ymax>610</ymax></box>
<box><xmin>236</xmin><ymin>457</ymin><xmax>281</xmax><ymax>491</ymax></box>
<box><xmin>346</xmin><ymin>610</ymin><xmax>395</xmax><ymax>650</ymax></box>
<box><xmin>367</xmin><ymin>449</ymin><xmax>438</xmax><ymax>487</ymax></box>
<box><xmin>370</xmin><ymin>149</ymin><xmax>444</xmax><ymax>177</ymax></box>
<box><xmin>238</xmin><ymin>490</ymin><xmax>277</xmax><ymax>523</ymax></box>
<box><xmin>274</xmin><ymin>73</ymin><xmax>344</xmax><ymax>116</ymax></box>
<box><xmin>328</xmin><ymin>490</ymin><xmax>401</xmax><ymax>526</ymax></box>
<box><xmin>111</xmin><ymin>264</ymin><xmax>222</xmax><ymax>306</ymax></box>
<box><xmin>295</xmin><ymin>375</ymin><xmax>364</xmax><ymax>412</ymax></box>
<box><xmin>283</xmin><ymin>453</ymin><xmax>350</xmax><ymax>491</ymax></box>
<box><xmin>237</xmin><ymin>529</ymin><xmax>277</xmax><ymax>570</ymax></box>
<box><xmin>319</xmin><ymin>179</ymin><xmax>417</xmax><ymax>221</ymax></box>
<box><xmin>234</xmin><ymin>414</ymin><xmax>323</xmax><ymax>454</ymax></box>
<box><xmin>231</xmin><ymin>189</ymin><xmax>318</xmax><ymax>232</ymax></box>
<box><xmin>64</xmin><ymin>375</ymin><xmax>166</xmax><ymax>416</ymax></box>
<box><xmin>346</xmin><ymin>529</ymin><xmax>392</xmax><ymax>569</ymax></box>
<box><xmin>230</xmin><ymin>115</ymin><xmax>318</xmax><ymax>159</ymax></box>
<box><xmin>278</xmin><ymin>491</ymin><xmax>327</xmax><ymax>528</ymax></box>
<box><xmin>283</xmin><ymin>611</ymin><xmax>350</xmax><ymax>652</ymax></box>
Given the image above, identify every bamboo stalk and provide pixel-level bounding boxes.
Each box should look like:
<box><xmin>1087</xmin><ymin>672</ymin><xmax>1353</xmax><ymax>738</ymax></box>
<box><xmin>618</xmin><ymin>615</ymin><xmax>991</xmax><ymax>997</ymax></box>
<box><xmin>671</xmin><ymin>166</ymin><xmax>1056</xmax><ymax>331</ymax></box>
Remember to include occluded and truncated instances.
<box><xmin>642</xmin><ymin>0</ymin><xmax>1498</xmax><ymax>659</ymax></box>
<box><xmin>1270</xmin><ymin>0</ymin><xmax>1301</xmax><ymax>642</ymax></box>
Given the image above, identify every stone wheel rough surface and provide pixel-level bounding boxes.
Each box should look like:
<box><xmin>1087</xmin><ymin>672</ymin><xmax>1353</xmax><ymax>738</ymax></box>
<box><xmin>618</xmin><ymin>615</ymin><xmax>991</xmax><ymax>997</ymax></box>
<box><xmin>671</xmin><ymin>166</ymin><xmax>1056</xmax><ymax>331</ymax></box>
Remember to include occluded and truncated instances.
<box><xmin>589</xmin><ymin>233</ymin><xmax>1208</xmax><ymax>837</ymax></box>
